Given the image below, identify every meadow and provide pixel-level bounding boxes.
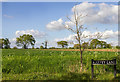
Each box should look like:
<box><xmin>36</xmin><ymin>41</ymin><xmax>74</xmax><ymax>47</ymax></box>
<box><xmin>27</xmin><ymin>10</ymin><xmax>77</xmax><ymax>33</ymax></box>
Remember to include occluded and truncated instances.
<box><xmin>2</xmin><ymin>49</ymin><xmax>120</xmax><ymax>80</ymax></box>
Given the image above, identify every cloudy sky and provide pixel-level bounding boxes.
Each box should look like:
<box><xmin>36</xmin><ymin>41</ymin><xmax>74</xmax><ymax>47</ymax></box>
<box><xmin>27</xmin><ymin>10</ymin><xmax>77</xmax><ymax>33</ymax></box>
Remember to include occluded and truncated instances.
<box><xmin>2</xmin><ymin>2</ymin><xmax>119</xmax><ymax>48</ymax></box>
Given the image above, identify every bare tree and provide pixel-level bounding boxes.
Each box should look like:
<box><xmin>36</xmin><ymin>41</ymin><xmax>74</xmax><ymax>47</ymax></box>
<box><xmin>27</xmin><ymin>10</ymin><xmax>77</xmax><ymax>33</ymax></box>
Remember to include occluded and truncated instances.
<box><xmin>64</xmin><ymin>5</ymin><xmax>103</xmax><ymax>72</ymax></box>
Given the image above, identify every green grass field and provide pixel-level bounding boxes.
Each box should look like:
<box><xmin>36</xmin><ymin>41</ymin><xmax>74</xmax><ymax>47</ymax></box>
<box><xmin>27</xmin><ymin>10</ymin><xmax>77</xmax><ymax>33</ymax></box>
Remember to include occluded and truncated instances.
<box><xmin>2</xmin><ymin>49</ymin><xmax>120</xmax><ymax>80</ymax></box>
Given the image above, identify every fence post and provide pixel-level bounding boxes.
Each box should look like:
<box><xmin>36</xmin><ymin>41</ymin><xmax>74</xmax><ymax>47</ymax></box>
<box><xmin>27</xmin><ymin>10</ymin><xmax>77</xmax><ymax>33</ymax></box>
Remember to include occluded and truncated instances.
<box><xmin>91</xmin><ymin>59</ymin><xmax>94</xmax><ymax>79</ymax></box>
<box><xmin>114</xmin><ymin>59</ymin><xmax>116</xmax><ymax>78</ymax></box>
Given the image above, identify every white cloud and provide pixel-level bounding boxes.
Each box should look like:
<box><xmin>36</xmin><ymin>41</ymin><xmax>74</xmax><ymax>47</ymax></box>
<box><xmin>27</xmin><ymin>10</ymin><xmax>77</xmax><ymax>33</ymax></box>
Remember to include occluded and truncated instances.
<box><xmin>54</xmin><ymin>34</ymin><xmax>76</xmax><ymax>42</ymax></box>
<box><xmin>72</xmin><ymin>2</ymin><xmax>118</xmax><ymax>24</ymax></box>
<box><xmin>54</xmin><ymin>30</ymin><xmax>118</xmax><ymax>44</ymax></box>
<box><xmin>102</xmin><ymin>30</ymin><xmax>118</xmax><ymax>39</ymax></box>
<box><xmin>72</xmin><ymin>2</ymin><xmax>96</xmax><ymax>14</ymax></box>
<box><xmin>109</xmin><ymin>41</ymin><xmax>118</xmax><ymax>46</ymax></box>
<box><xmin>15</xmin><ymin>29</ymin><xmax>46</xmax><ymax>38</ymax></box>
<box><xmin>46</xmin><ymin>2</ymin><xmax>118</xmax><ymax>31</ymax></box>
<box><xmin>46</xmin><ymin>18</ymin><xmax>64</xmax><ymax>30</ymax></box>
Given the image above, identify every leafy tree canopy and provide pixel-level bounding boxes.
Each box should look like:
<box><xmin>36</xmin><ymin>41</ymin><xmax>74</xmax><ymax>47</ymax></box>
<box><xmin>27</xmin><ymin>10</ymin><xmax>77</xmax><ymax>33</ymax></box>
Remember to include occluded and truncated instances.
<box><xmin>16</xmin><ymin>34</ymin><xmax>36</xmax><ymax>49</ymax></box>
<box><xmin>90</xmin><ymin>39</ymin><xmax>112</xmax><ymax>49</ymax></box>
<box><xmin>57</xmin><ymin>41</ymin><xmax>68</xmax><ymax>48</ymax></box>
<box><xmin>0</xmin><ymin>38</ymin><xmax>10</xmax><ymax>49</ymax></box>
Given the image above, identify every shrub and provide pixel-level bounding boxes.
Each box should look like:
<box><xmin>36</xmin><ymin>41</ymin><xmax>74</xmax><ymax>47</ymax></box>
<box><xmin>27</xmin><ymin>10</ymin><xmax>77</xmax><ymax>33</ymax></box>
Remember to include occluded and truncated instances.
<box><xmin>69</xmin><ymin>47</ymin><xmax>74</xmax><ymax>49</ymax></box>
<box><xmin>74</xmin><ymin>44</ymin><xmax>80</xmax><ymax>49</ymax></box>
<box><xmin>36</xmin><ymin>47</ymin><xmax>39</xmax><ymax>49</ymax></box>
<box><xmin>32</xmin><ymin>47</ymin><xmax>34</xmax><ymax>49</ymax></box>
<box><xmin>13</xmin><ymin>46</ymin><xmax>18</xmax><ymax>49</ymax></box>
<box><xmin>49</xmin><ymin>47</ymin><xmax>56</xmax><ymax>49</ymax></box>
<box><xmin>40</xmin><ymin>46</ymin><xmax>44</xmax><ymax>49</ymax></box>
<box><xmin>116</xmin><ymin>46</ymin><xmax>120</xmax><ymax>49</ymax></box>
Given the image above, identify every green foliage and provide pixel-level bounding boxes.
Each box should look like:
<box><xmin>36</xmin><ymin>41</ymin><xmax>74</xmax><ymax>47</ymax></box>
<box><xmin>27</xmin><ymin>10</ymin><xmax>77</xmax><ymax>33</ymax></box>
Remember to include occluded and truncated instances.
<box><xmin>16</xmin><ymin>34</ymin><xmax>36</xmax><ymax>49</ymax></box>
<box><xmin>49</xmin><ymin>47</ymin><xmax>56</xmax><ymax>49</ymax></box>
<box><xmin>82</xmin><ymin>42</ymin><xmax>88</xmax><ymax>49</ymax></box>
<box><xmin>42</xmin><ymin>41</ymin><xmax>48</xmax><ymax>49</ymax></box>
<box><xmin>57</xmin><ymin>41</ymin><xmax>68</xmax><ymax>48</ymax></box>
<box><xmin>0</xmin><ymin>38</ymin><xmax>4</xmax><ymax>49</ymax></box>
<box><xmin>2</xmin><ymin>49</ymin><xmax>120</xmax><ymax>80</ymax></box>
<box><xmin>0</xmin><ymin>38</ymin><xmax>11</xmax><ymax>49</ymax></box>
<box><xmin>69</xmin><ymin>47</ymin><xmax>74</xmax><ymax>49</ymax></box>
<box><xmin>36</xmin><ymin>47</ymin><xmax>39</xmax><ymax>49</ymax></box>
<box><xmin>32</xmin><ymin>47</ymin><xmax>34</xmax><ymax>49</ymax></box>
<box><xmin>90</xmin><ymin>39</ymin><xmax>112</xmax><ymax>49</ymax></box>
<box><xmin>116</xmin><ymin>46</ymin><xmax>120</xmax><ymax>49</ymax></box>
<box><xmin>90</xmin><ymin>39</ymin><xmax>100</xmax><ymax>49</ymax></box>
<box><xmin>40</xmin><ymin>46</ymin><xmax>44</xmax><ymax>49</ymax></box>
<box><xmin>106</xmin><ymin>44</ymin><xmax>112</xmax><ymax>49</ymax></box>
<box><xmin>74</xmin><ymin>40</ymin><xmax>112</xmax><ymax>49</ymax></box>
<box><xmin>74</xmin><ymin>44</ymin><xmax>80</xmax><ymax>49</ymax></box>
<box><xmin>13</xmin><ymin>46</ymin><xmax>18</xmax><ymax>49</ymax></box>
<box><xmin>45</xmin><ymin>41</ymin><xmax>48</xmax><ymax>49</ymax></box>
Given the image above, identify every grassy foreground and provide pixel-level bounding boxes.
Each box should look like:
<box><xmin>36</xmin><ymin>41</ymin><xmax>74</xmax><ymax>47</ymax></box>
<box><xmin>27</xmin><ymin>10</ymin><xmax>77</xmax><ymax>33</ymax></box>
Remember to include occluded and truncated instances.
<box><xmin>2</xmin><ymin>49</ymin><xmax>120</xmax><ymax>80</ymax></box>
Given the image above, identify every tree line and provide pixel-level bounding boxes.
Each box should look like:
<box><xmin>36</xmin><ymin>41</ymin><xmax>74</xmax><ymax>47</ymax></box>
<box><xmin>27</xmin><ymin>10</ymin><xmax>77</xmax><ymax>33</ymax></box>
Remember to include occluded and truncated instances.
<box><xmin>0</xmin><ymin>34</ymin><xmax>119</xmax><ymax>49</ymax></box>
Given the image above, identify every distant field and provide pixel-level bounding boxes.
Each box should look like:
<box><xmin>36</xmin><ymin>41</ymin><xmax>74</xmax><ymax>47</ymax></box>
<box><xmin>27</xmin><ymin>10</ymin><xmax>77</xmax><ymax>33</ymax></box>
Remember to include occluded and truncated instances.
<box><xmin>2</xmin><ymin>49</ymin><xmax>120</xmax><ymax>80</ymax></box>
<box><xmin>41</xmin><ymin>49</ymin><xmax>120</xmax><ymax>52</ymax></box>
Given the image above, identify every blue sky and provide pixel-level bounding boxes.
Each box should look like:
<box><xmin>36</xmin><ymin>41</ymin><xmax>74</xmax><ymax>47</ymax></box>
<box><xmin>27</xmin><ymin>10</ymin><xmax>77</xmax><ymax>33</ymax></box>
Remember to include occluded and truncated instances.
<box><xmin>1</xmin><ymin>0</ymin><xmax>119</xmax><ymax>2</ymax></box>
<box><xmin>2</xmin><ymin>2</ymin><xmax>119</xmax><ymax>48</ymax></box>
<box><xmin>2</xmin><ymin>2</ymin><xmax>74</xmax><ymax>38</ymax></box>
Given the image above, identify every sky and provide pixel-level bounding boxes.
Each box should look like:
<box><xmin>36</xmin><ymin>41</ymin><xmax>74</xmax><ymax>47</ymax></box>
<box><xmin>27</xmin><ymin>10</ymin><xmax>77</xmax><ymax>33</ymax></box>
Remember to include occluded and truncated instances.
<box><xmin>2</xmin><ymin>2</ymin><xmax>119</xmax><ymax>48</ymax></box>
<box><xmin>0</xmin><ymin>0</ymin><xmax>119</xmax><ymax>2</ymax></box>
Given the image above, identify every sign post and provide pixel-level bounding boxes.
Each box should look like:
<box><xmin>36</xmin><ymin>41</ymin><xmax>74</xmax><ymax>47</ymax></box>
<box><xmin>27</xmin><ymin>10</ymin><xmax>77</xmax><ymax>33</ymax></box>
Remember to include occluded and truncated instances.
<box><xmin>91</xmin><ymin>59</ymin><xmax>94</xmax><ymax>79</ymax></box>
<box><xmin>91</xmin><ymin>59</ymin><xmax>116</xmax><ymax>79</ymax></box>
<box><xmin>114</xmin><ymin>59</ymin><xmax>116</xmax><ymax>78</ymax></box>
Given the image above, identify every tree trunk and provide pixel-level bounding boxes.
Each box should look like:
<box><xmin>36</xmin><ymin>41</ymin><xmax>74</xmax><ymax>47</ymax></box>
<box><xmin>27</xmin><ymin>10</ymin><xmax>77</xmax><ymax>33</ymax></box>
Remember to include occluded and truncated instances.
<box><xmin>24</xmin><ymin>45</ymin><xmax>27</xmax><ymax>49</ymax></box>
<box><xmin>62</xmin><ymin>45</ymin><xmax>64</xmax><ymax>48</ymax></box>
<box><xmin>77</xmin><ymin>39</ymin><xmax>83</xmax><ymax>72</ymax></box>
<box><xmin>80</xmin><ymin>50</ymin><xmax>83</xmax><ymax>72</ymax></box>
<box><xmin>78</xmin><ymin>39</ymin><xmax>83</xmax><ymax>72</ymax></box>
<box><xmin>45</xmin><ymin>41</ymin><xmax>47</xmax><ymax>49</ymax></box>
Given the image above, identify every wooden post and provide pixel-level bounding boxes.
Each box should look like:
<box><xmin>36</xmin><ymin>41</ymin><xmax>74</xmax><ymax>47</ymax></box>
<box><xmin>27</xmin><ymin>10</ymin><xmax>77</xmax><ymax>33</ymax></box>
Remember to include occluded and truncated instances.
<box><xmin>91</xmin><ymin>59</ymin><xmax>94</xmax><ymax>79</ymax></box>
<box><xmin>114</xmin><ymin>59</ymin><xmax>116</xmax><ymax>78</ymax></box>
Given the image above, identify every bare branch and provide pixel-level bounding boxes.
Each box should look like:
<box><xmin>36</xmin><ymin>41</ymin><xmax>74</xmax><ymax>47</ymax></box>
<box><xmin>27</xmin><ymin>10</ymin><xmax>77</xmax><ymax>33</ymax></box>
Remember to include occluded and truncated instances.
<box><xmin>66</xmin><ymin>15</ymin><xmax>75</xmax><ymax>24</ymax></box>
<box><xmin>63</xmin><ymin>23</ymin><xmax>76</xmax><ymax>33</ymax></box>
<box><xmin>75</xmin><ymin>36</ymin><xmax>79</xmax><ymax>42</ymax></box>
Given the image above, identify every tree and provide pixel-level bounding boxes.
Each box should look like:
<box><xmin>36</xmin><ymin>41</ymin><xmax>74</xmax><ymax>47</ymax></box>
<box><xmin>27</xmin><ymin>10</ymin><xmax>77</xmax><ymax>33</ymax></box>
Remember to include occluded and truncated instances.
<box><xmin>57</xmin><ymin>41</ymin><xmax>68</xmax><ymax>48</ymax></box>
<box><xmin>42</xmin><ymin>41</ymin><xmax>48</xmax><ymax>49</ymax></box>
<box><xmin>106</xmin><ymin>44</ymin><xmax>112</xmax><ymax>49</ymax></box>
<box><xmin>13</xmin><ymin>46</ymin><xmax>18</xmax><ymax>49</ymax></box>
<box><xmin>0</xmin><ymin>38</ymin><xmax>4</xmax><ymax>49</ymax></box>
<box><xmin>40</xmin><ymin>45</ymin><xmax>44</xmax><ymax>49</ymax></box>
<box><xmin>4</xmin><ymin>38</ymin><xmax>11</xmax><ymax>49</ymax></box>
<box><xmin>74</xmin><ymin>44</ymin><xmax>80</xmax><ymax>49</ymax></box>
<box><xmin>36</xmin><ymin>47</ymin><xmax>39</xmax><ymax>49</ymax></box>
<box><xmin>0</xmin><ymin>38</ymin><xmax>10</xmax><ymax>49</ymax></box>
<box><xmin>82</xmin><ymin>42</ymin><xmax>89</xmax><ymax>49</ymax></box>
<box><xmin>90</xmin><ymin>39</ymin><xmax>109</xmax><ymax>49</ymax></box>
<box><xmin>16</xmin><ymin>34</ymin><xmax>36</xmax><ymax>49</ymax></box>
<box><xmin>45</xmin><ymin>41</ymin><xmax>47</xmax><ymax>49</ymax></box>
<box><xmin>64</xmin><ymin>6</ymin><xmax>103</xmax><ymax>72</ymax></box>
<box><xmin>69</xmin><ymin>47</ymin><xmax>74</xmax><ymax>49</ymax></box>
<box><xmin>90</xmin><ymin>39</ymin><xmax>100</xmax><ymax>49</ymax></box>
<box><xmin>99</xmin><ymin>41</ymin><xmax>107</xmax><ymax>48</ymax></box>
<box><xmin>49</xmin><ymin>47</ymin><xmax>56</xmax><ymax>49</ymax></box>
<box><xmin>116</xmin><ymin>45</ymin><xmax>120</xmax><ymax>49</ymax></box>
<box><xmin>74</xmin><ymin>42</ymin><xmax>88</xmax><ymax>49</ymax></box>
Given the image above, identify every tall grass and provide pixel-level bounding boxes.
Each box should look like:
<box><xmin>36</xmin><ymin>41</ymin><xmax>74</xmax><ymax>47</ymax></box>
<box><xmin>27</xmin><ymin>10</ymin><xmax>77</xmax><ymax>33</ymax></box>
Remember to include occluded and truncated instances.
<box><xmin>2</xmin><ymin>49</ymin><xmax>120</xmax><ymax>80</ymax></box>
